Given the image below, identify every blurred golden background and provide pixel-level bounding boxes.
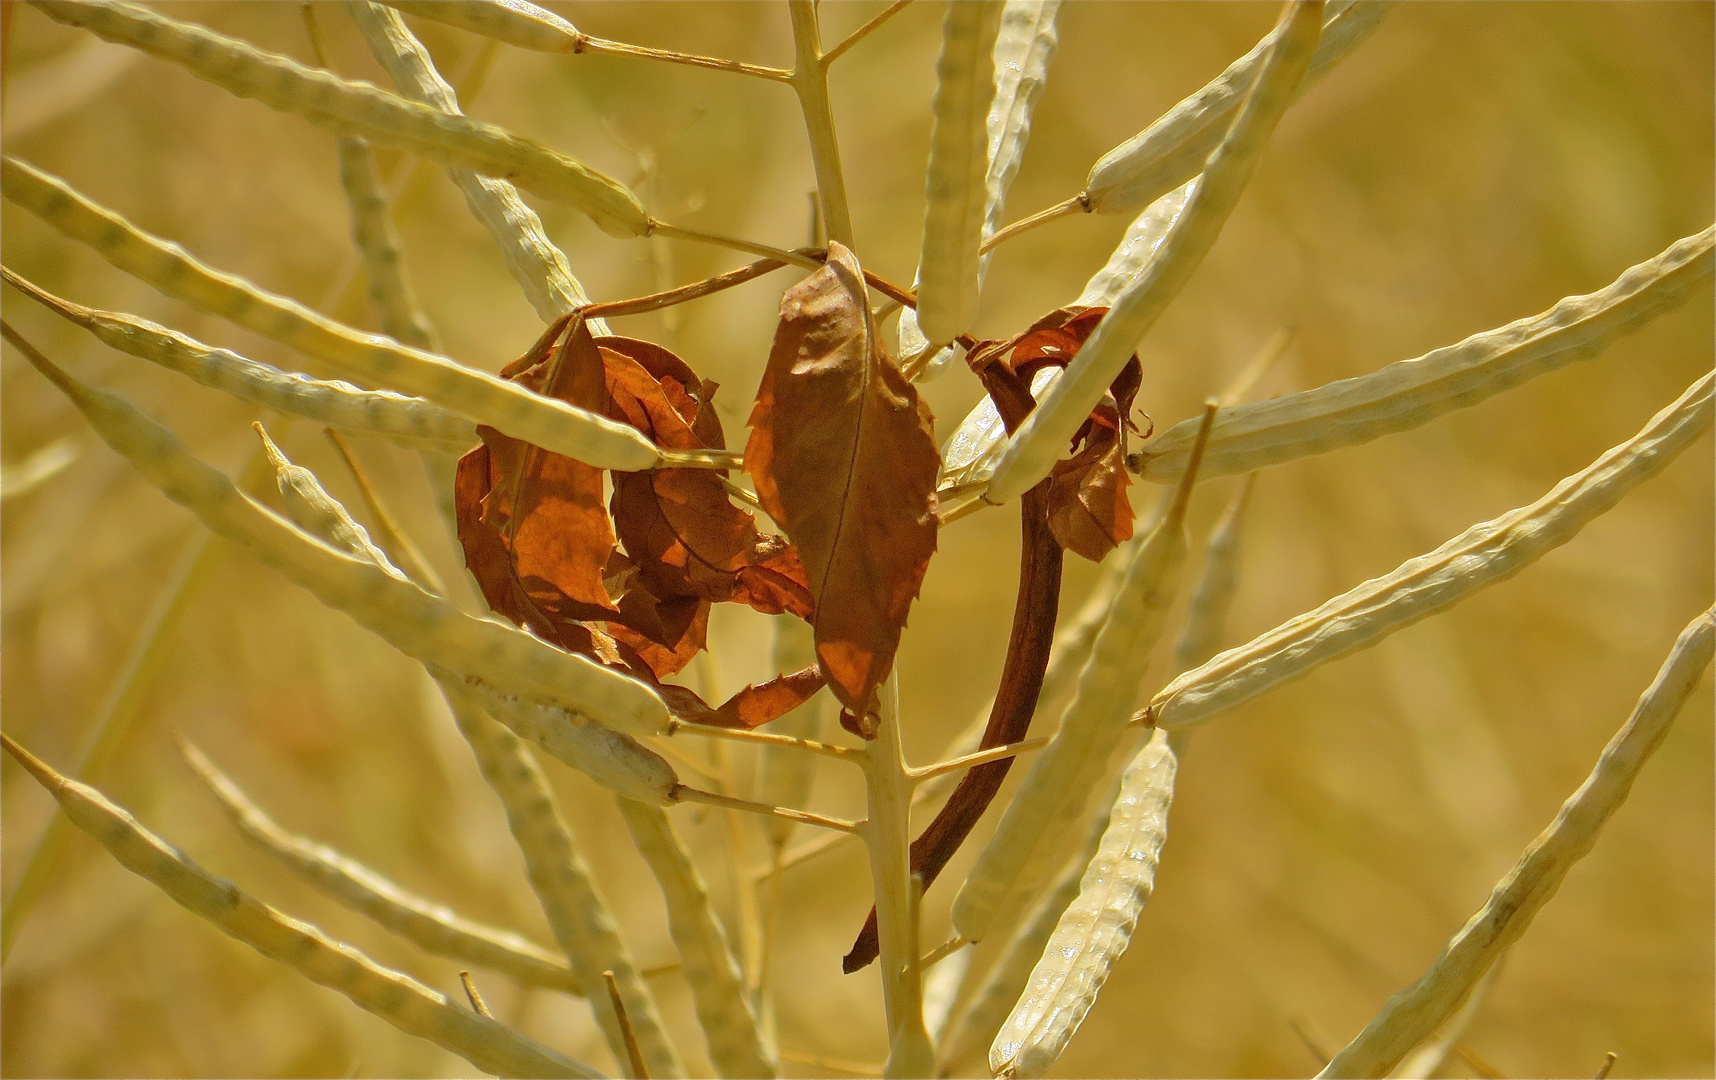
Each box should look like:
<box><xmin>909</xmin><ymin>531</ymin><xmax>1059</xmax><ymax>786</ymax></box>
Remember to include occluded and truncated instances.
<box><xmin>2</xmin><ymin>2</ymin><xmax>1710</xmax><ymax>1076</ymax></box>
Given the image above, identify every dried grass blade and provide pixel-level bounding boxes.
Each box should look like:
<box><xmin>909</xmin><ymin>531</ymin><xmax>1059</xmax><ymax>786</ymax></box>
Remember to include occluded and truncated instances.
<box><xmin>1318</xmin><ymin>606</ymin><xmax>1715</xmax><ymax>1078</ymax></box>
<box><xmin>915</xmin><ymin>0</ymin><xmax>1001</xmax><ymax>346</ymax></box>
<box><xmin>987</xmin><ymin>0</ymin><xmax>1325</xmax><ymax>505</ymax></box>
<box><xmin>442</xmin><ymin>684</ymin><xmax>688</xmax><ymax>1078</ymax></box>
<box><xmin>31</xmin><ymin>0</ymin><xmax>648</xmax><ymax>236</ymax></box>
<box><xmin>1</xmin><ymin>267</ymin><xmax>475</xmax><ymax>449</ymax></box>
<box><xmin>9</xmin><ymin>334</ymin><xmax>672</xmax><ymax>742</ymax></box>
<box><xmin>1084</xmin><ymin>0</ymin><xmax>1392</xmax><ymax>216</ymax></box>
<box><xmin>0</xmin><ymin>733</ymin><xmax>603</xmax><ymax>1080</ymax></box>
<box><xmin>348</xmin><ymin>1</ymin><xmax>605</xmax><ymax>329</ymax></box>
<box><xmin>1137</xmin><ymin>227</ymin><xmax>1715</xmax><ymax>484</ymax></box>
<box><xmin>1151</xmin><ymin>370</ymin><xmax>1714</xmax><ymax>731</ymax></box>
<box><xmin>178</xmin><ymin>740</ymin><xmax>582</xmax><ymax>993</ymax></box>
<box><xmin>989</xmin><ymin>730</ymin><xmax>1178</xmax><ymax>1077</ymax></box>
<box><xmin>0</xmin><ymin>156</ymin><xmax>662</xmax><ymax>470</ymax></box>
<box><xmin>617</xmin><ymin>800</ymin><xmax>775</xmax><ymax>1079</ymax></box>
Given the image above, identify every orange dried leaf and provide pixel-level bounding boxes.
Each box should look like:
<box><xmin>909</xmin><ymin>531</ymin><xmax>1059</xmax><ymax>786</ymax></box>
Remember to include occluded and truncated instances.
<box><xmin>658</xmin><ymin>667</ymin><xmax>826</xmax><ymax>731</ymax></box>
<box><xmin>745</xmin><ymin>243</ymin><xmax>941</xmax><ymax>716</ymax></box>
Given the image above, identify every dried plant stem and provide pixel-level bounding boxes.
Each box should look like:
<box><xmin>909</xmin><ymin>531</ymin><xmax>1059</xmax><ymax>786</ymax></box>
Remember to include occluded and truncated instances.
<box><xmin>459</xmin><ymin>971</ymin><xmax>494</xmax><ymax>1019</ymax></box>
<box><xmin>668</xmin><ymin>719</ymin><xmax>862</xmax><ymax>762</ymax></box>
<box><xmin>0</xmin><ymin>734</ymin><xmax>603</xmax><ymax>1080</ymax></box>
<box><xmin>909</xmin><ymin>736</ymin><xmax>1050</xmax><ymax>781</ymax></box>
<box><xmin>605</xmin><ymin>971</ymin><xmax>652</xmax><ymax>1079</ymax></box>
<box><xmin>673</xmin><ymin>785</ymin><xmax>861</xmax><ymax>835</ymax></box>
<box><xmin>648</xmin><ymin>221</ymin><xmax>824</xmax><ymax>271</ymax></box>
<box><xmin>856</xmin><ymin>674</ymin><xmax>935</xmax><ymax>1078</ymax></box>
<box><xmin>979</xmin><ymin>194</ymin><xmax>1086</xmax><ymax>254</ymax></box>
<box><xmin>823</xmin><ymin>0</ymin><xmax>914</xmax><ymax>66</ymax></box>
<box><xmin>179</xmin><ymin>740</ymin><xmax>584</xmax><ymax>994</ymax></box>
<box><xmin>1318</xmin><ymin>606</ymin><xmax>1715</xmax><ymax>1078</ymax></box>
<box><xmin>788</xmin><ymin>0</ymin><xmax>855</xmax><ymax>248</ymax></box>
<box><xmin>580</xmin><ymin>251</ymin><xmax>820</xmax><ymax>319</ymax></box>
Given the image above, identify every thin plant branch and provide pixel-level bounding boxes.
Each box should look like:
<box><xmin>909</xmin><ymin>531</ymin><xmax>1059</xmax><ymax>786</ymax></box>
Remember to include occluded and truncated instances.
<box><xmin>787</xmin><ymin>0</ymin><xmax>855</xmax><ymax>248</ymax></box>
<box><xmin>908</xmin><ymin>736</ymin><xmax>1050</xmax><ymax>783</ymax></box>
<box><xmin>672</xmin><ymin>785</ymin><xmax>863</xmax><ymax>834</ymax></box>
<box><xmin>458</xmin><ymin>971</ymin><xmax>494</xmax><ymax>1019</ymax></box>
<box><xmin>667</xmin><ymin>719</ymin><xmax>864</xmax><ymax>762</ymax></box>
<box><xmin>605</xmin><ymin>971</ymin><xmax>652</xmax><ymax>1080</ymax></box>
<box><xmin>978</xmin><ymin>193</ymin><xmax>1087</xmax><ymax>254</ymax></box>
<box><xmin>821</xmin><ymin>0</ymin><xmax>914</xmax><ymax>67</ymax></box>
<box><xmin>580</xmin><ymin>250</ymin><xmax>823</xmax><ymax>319</ymax></box>
<box><xmin>648</xmin><ymin>221</ymin><xmax>824</xmax><ymax>269</ymax></box>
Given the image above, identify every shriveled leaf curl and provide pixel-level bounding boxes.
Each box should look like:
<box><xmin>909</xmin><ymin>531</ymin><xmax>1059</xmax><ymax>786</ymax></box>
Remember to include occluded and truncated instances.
<box><xmin>746</xmin><ymin>242</ymin><xmax>942</xmax><ymax>720</ymax></box>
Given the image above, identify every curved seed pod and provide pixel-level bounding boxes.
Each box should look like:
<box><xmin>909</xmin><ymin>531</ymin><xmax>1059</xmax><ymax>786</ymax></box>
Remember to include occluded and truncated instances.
<box><xmin>441</xmin><ymin>684</ymin><xmax>687</xmax><ymax>1078</ymax></box>
<box><xmin>986</xmin><ymin>1</ymin><xmax>1325</xmax><ymax>506</ymax></box>
<box><xmin>989</xmin><ymin>731</ymin><xmax>1179</xmax><ymax>1077</ymax></box>
<box><xmin>940</xmin><ymin>367</ymin><xmax>1063</xmax><ymax>493</ymax></box>
<box><xmin>753</xmin><ymin>615</ymin><xmax>831</xmax><ymax>850</ymax></box>
<box><xmin>1085</xmin><ymin>0</ymin><xmax>1392</xmax><ymax>216</ymax></box>
<box><xmin>31</xmin><ymin>0</ymin><xmax>647</xmax><ymax>237</ymax></box>
<box><xmin>253</xmin><ymin>424</ymin><xmax>402</xmax><ymax>575</ymax></box>
<box><xmin>15</xmin><ymin>343</ymin><xmax>671</xmax><ymax>739</ymax></box>
<box><xmin>462</xmin><ymin>683</ymin><xmax>678</xmax><ymax>805</ymax></box>
<box><xmin>335</xmin><ymin>135</ymin><xmax>439</xmax><ymax>351</ymax></box>
<box><xmin>179</xmin><ymin>740</ymin><xmax>582</xmax><ymax>994</ymax></box>
<box><xmin>1</xmin><ymin>268</ymin><xmax>475</xmax><ymax>449</ymax></box>
<box><xmin>1151</xmin><ymin>371</ymin><xmax>1714</xmax><ymax>731</ymax></box>
<box><xmin>953</xmin><ymin>408</ymin><xmax>1212</xmax><ymax>944</ymax></box>
<box><xmin>1136</xmin><ymin>226</ymin><xmax>1716</xmax><ymax>484</ymax></box>
<box><xmin>347</xmin><ymin>1</ymin><xmax>604</xmax><ymax>329</ymax></box>
<box><xmin>1318</xmin><ymin>607</ymin><xmax>1714</xmax><ymax>1079</ymax></box>
<box><xmin>0</xmin><ymin>735</ymin><xmax>602</xmax><ymax>1080</ymax></box>
<box><xmin>379</xmin><ymin>0</ymin><xmax>583</xmax><ymax>53</ymax></box>
<box><xmin>617</xmin><ymin>800</ymin><xmax>775</xmax><ymax>1079</ymax></box>
<box><xmin>1</xmin><ymin>157</ymin><xmax>659</xmax><ymax>470</ymax></box>
<box><xmin>916</xmin><ymin>0</ymin><xmax>1002</xmax><ymax>346</ymax></box>
<box><xmin>1074</xmin><ymin>181</ymin><xmax>1194</xmax><ymax>309</ymax></box>
<box><xmin>1170</xmin><ymin>474</ymin><xmax>1256</xmax><ymax>672</ymax></box>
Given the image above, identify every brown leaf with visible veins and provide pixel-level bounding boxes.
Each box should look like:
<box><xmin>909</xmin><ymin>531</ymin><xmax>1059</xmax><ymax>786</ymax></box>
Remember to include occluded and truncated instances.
<box><xmin>454</xmin><ymin>317</ymin><xmax>619</xmax><ymax>653</ymax></box>
<box><xmin>745</xmin><ymin>243</ymin><xmax>940</xmax><ymax>719</ymax></box>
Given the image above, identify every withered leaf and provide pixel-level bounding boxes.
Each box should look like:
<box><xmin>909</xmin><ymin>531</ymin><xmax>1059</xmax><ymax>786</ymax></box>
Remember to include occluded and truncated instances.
<box><xmin>745</xmin><ymin>242</ymin><xmax>941</xmax><ymax>717</ymax></box>
<box><xmin>657</xmin><ymin>667</ymin><xmax>826</xmax><ymax>731</ymax></box>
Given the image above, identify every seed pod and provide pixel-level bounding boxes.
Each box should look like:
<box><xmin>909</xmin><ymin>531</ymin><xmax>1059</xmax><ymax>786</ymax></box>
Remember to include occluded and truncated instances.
<box><xmin>618</xmin><ymin>800</ymin><xmax>775</xmax><ymax>1079</ymax></box>
<box><xmin>32</xmin><ymin>0</ymin><xmax>648</xmax><ymax>236</ymax></box>
<box><xmin>1</xmin><ymin>268</ymin><xmax>474</xmax><ymax>449</ymax></box>
<box><xmin>2</xmin><ymin>156</ymin><xmax>658</xmax><ymax>470</ymax></box>
<box><xmin>335</xmin><ymin>135</ymin><xmax>439</xmax><ymax>351</ymax></box>
<box><xmin>916</xmin><ymin>0</ymin><xmax>1002</xmax><ymax>346</ymax></box>
<box><xmin>989</xmin><ymin>731</ymin><xmax>1179</xmax><ymax>1078</ymax></box>
<box><xmin>985</xmin><ymin>0</ymin><xmax>1325</xmax><ymax>506</ymax></box>
<box><xmin>0</xmin><ymin>734</ymin><xmax>602</xmax><ymax>1080</ymax></box>
<box><xmin>15</xmin><ymin>343</ymin><xmax>670</xmax><ymax>739</ymax></box>
<box><xmin>1151</xmin><ymin>370</ymin><xmax>1714</xmax><ymax>731</ymax></box>
<box><xmin>379</xmin><ymin>0</ymin><xmax>583</xmax><ymax>53</ymax></box>
<box><xmin>1170</xmin><ymin>474</ymin><xmax>1256</xmax><ymax>673</ymax></box>
<box><xmin>463</xmin><ymin>684</ymin><xmax>679</xmax><ymax>805</ymax></box>
<box><xmin>1084</xmin><ymin>0</ymin><xmax>1392</xmax><ymax>216</ymax></box>
<box><xmin>1135</xmin><ymin>226</ymin><xmax>1715</xmax><ymax>484</ymax></box>
<box><xmin>1074</xmin><ymin>181</ymin><xmax>1194</xmax><ymax>309</ymax></box>
<box><xmin>253</xmin><ymin>424</ymin><xmax>402</xmax><ymax>576</ymax></box>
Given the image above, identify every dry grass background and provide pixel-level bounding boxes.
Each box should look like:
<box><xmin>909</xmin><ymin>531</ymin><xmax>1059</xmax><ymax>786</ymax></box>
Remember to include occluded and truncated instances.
<box><xmin>0</xmin><ymin>2</ymin><xmax>1710</xmax><ymax>1076</ymax></box>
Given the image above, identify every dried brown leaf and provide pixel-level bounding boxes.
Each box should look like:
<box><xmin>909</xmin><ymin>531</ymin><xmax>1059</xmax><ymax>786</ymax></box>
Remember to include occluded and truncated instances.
<box><xmin>658</xmin><ymin>667</ymin><xmax>826</xmax><ymax>731</ymax></box>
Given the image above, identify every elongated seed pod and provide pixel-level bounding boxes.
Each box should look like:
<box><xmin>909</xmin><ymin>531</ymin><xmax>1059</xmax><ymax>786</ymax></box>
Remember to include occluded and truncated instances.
<box><xmin>179</xmin><ymin>740</ymin><xmax>582</xmax><ymax>993</ymax></box>
<box><xmin>1074</xmin><ymin>181</ymin><xmax>1194</xmax><ymax>308</ymax></box>
<box><xmin>990</xmin><ymin>731</ymin><xmax>1179</xmax><ymax>1077</ymax></box>
<box><xmin>1319</xmin><ymin>607</ymin><xmax>1715</xmax><ymax>1079</ymax></box>
<box><xmin>1</xmin><ymin>268</ymin><xmax>475</xmax><ymax>449</ymax></box>
<box><xmin>253</xmin><ymin>424</ymin><xmax>403</xmax><ymax>576</ymax></box>
<box><xmin>953</xmin><ymin>409</ymin><xmax>1212</xmax><ymax>944</ymax></box>
<box><xmin>617</xmin><ymin>799</ymin><xmax>775</xmax><ymax>1079</ymax></box>
<box><xmin>461</xmin><ymin>683</ymin><xmax>678</xmax><ymax>805</ymax></box>
<box><xmin>1</xmin><ymin>156</ymin><xmax>659</xmax><ymax>470</ymax></box>
<box><xmin>916</xmin><ymin>0</ymin><xmax>1002</xmax><ymax>346</ymax></box>
<box><xmin>923</xmin><ymin>940</ymin><xmax>974</xmax><ymax>1045</ymax></box>
<box><xmin>753</xmin><ymin>615</ymin><xmax>830</xmax><ymax>850</ymax></box>
<box><xmin>335</xmin><ymin>135</ymin><xmax>439</xmax><ymax>351</ymax></box>
<box><xmin>440</xmin><ymin>684</ymin><xmax>688</xmax><ymax>1078</ymax></box>
<box><xmin>900</xmin><ymin>0</ymin><xmax>1062</xmax><ymax>379</ymax></box>
<box><xmin>1170</xmin><ymin>474</ymin><xmax>1256</xmax><ymax>672</ymax></box>
<box><xmin>348</xmin><ymin>2</ymin><xmax>604</xmax><ymax>329</ymax></box>
<box><xmin>14</xmin><ymin>343</ymin><xmax>670</xmax><ymax>740</ymax></box>
<box><xmin>940</xmin><ymin>367</ymin><xmax>1062</xmax><ymax>492</ymax></box>
<box><xmin>380</xmin><ymin>0</ymin><xmax>583</xmax><ymax>53</ymax></box>
<box><xmin>31</xmin><ymin>0</ymin><xmax>647</xmax><ymax>237</ymax></box>
<box><xmin>1085</xmin><ymin>0</ymin><xmax>1392</xmax><ymax>216</ymax></box>
<box><xmin>986</xmin><ymin>1</ymin><xmax>1325</xmax><ymax>505</ymax></box>
<box><xmin>1136</xmin><ymin>226</ymin><xmax>1715</xmax><ymax>484</ymax></box>
<box><xmin>1151</xmin><ymin>371</ymin><xmax>1714</xmax><ymax>732</ymax></box>
<box><xmin>0</xmin><ymin>734</ymin><xmax>602</xmax><ymax>1080</ymax></box>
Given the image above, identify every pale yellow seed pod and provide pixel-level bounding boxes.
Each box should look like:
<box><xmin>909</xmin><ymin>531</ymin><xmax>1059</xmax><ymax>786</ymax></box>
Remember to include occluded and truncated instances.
<box><xmin>916</xmin><ymin>0</ymin><xmax>1003</xmax><ymax>346</ymax></box>
<box><xmin>986</xmin><ymin>1</ymin><xmax>1325</xmax><ymax>506</ymax></box>
<box><xmin>2</xmin><ymin>269</ymin><xmax>475</xmax><ymax>448</ymax></box>
<box><xmin>2</xmin><ymin>156</ymin><xmax>658</xmax><ymax>470</ymax></box>
<box><xmin>753</xmin><ymin>615</ymin><xmax>830</xmax><ymax>850</ymax></box>
<box><xmin>1074</xmin><ymin>180</ymin><xmax>1195</xmax><ymax>309</ymax></box>
<box><xmin>1</xmin><ymin>736</ymin><xmax>602</xmax><ymax>1080</ymax></box>
<box><xmin>1170</xmin><ymin>474</ymin><xmax>1256</xmax><ymax>673</ymax></box>
<box><xmin>253</xmin><ymin>424</ymin><xmax>403</xmax><ymax>577</ymax></box>
<box><xmin>1136</xmin><ymin>226</ymin><xmax>1715</xmax><ymax>485</ymax></box>
<box><xmin>463</xmin><ymin>683</ymin><xmax>679</xmax><ymax>805</ymax></box>
<box><xmin>31</xmin><ymin>0</ymin><xmax>648</xmax><ymax>237</ymax></box>
<box><xmin>618</xmin><ymin>800</ymin><xmax>776</xmax><ymax>1079</ymax></box>
<box><xmin>1084</xmin><ymin>0</ymin><xmax>1392</xmax><ymax>216</ymax></box>
<box><xmin>1152</xmin><ymin>371</ymin><xmax>1714</xmax><ymax>732</ymax></box>
<box><xmin>990</xmin><ymin>731</ymin><xmax>1179</xmax><ymax>1078</ymax></box>
<box><xmin>335</xmin><ymin>135</ymin><xmax>439</xmax><ymax>351</ymax></box>
<box><xmin>379</xmin><ymin>0</ymin><xmax>583</xmax><ymax>52</ymax></box>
